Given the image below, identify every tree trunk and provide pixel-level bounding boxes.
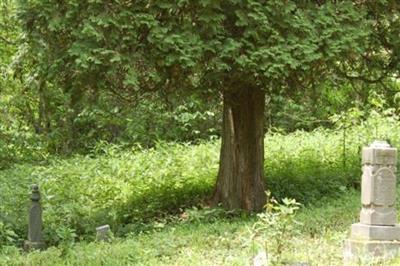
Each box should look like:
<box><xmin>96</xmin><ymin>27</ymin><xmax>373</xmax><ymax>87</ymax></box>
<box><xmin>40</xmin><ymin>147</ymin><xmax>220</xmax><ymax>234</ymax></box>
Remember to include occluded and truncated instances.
<box><xmin>212</xmin><ymin>87</ymin><xmax>266</xmax><ymax>211</ymax></box>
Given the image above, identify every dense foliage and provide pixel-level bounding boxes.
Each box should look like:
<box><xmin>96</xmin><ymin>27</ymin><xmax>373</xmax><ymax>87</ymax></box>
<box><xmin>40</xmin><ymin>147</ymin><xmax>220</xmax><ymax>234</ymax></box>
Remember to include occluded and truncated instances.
<box><xmin>0</xmin><ymin>1</ymin><xmax>397</xmax><ymax>160</ymax></box>
<box><xmin>1</xmin><ymin>0</ymin><xmax>395</xmax><ymax>155</ymax></box>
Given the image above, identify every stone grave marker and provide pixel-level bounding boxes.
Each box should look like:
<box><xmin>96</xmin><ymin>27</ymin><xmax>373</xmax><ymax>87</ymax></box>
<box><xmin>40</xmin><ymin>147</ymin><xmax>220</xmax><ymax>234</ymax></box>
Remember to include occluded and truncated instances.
<box><xmin>344</xmin><ymin>140</ymin><xmax>400</xmax><ymax>263</ymax></box>
<box><xmin>96</xmin><ymin>224</ymin><xmax>111</xmax><ymax>242</ymax></box>
<box><xmin>24</xmin><ymin>184</ymin><xmax>45</xmax><ymax>250</ymax></box>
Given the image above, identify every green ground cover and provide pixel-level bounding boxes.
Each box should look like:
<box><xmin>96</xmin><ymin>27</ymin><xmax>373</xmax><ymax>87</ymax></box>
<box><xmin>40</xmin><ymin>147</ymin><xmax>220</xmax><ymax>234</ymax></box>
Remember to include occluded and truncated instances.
<box><xmin>1</xmin><ymin>189</ymin><xmax>400</xmax><ymax>265</ymax></box>
<box><xmin>1</xmin><ymin>116</ymin><xmax>400</xmax><ymax>264</ymax></box>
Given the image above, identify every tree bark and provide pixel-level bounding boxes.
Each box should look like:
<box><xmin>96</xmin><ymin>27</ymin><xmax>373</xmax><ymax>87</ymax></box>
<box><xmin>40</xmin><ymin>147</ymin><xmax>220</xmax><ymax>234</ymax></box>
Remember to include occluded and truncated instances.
<box><xmin>212</xmin><ymin>86</ymin><xmax>266</xmax><ymax>211</ymax></box>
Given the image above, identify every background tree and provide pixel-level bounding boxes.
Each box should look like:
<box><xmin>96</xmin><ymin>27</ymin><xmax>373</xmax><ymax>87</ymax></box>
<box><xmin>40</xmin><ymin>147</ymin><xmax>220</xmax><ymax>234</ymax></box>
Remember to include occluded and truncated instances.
<box><xmin>15</xmin><ymin>0</ymin><xmax>399</xmax><ymax>211</ymax></box>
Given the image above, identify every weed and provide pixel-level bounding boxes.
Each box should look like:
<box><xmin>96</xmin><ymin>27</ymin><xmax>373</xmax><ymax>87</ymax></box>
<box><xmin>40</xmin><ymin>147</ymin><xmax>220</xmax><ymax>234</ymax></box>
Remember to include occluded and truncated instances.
<box><xmin>252</xmin><ymin>192</ymin><xmax>302</xmax><ymax>264</ymax></box>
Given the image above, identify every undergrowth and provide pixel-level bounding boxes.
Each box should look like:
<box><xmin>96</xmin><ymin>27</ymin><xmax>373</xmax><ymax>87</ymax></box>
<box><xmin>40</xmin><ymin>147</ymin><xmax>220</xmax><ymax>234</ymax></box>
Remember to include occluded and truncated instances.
<box><xmin>2</xmin><ymin>188</ymin><xmax>400</xmax><ymax>265</ymax></box>
<box><xmin>0</xmin><ymin>115</ymin><xmax>399</xmax><ymax>249</ymax></box>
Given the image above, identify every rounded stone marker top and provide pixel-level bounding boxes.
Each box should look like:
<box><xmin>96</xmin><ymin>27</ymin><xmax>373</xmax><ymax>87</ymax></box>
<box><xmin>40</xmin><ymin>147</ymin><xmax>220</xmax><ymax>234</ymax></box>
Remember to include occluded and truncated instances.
<box><xmin>370</xmin><ymin>140</ymin><xmax>391</xmax><ymax>148</ymax></box>
<box><xmin>30</xmin><ymin>184</ymin><xmax>40</xmax><ymax>202</ymax></box>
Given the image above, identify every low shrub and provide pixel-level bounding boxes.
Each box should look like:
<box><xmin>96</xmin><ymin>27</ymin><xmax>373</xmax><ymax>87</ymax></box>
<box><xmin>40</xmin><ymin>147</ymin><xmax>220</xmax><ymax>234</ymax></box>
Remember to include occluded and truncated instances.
<box><xmin>252</xmin><ymin>192</ymin><xmax>302</xmax><ymax>264</ymax></box>
<box><xmin>0</xmin><ymin>125</ymin><xmax>48</xmax><ymax>169</ymax></box>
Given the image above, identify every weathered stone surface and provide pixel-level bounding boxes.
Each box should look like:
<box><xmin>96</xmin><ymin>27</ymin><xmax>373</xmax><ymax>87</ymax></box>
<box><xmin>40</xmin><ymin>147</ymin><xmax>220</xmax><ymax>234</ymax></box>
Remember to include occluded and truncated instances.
<box><xmin>351</xmin><ymin>223</ymin><xmax>400</xmax><ymax>241</ymax></box>
<box><xmin>360</xmin><ymin>207</ymin><xmax>396</xmax><ymax>226</ymax></box>
<box><xmin>376</xmin><ymin>168</ymin><xmax>396</xmax><ymax>204</ymax></box>
<box><xmin>96</xmin><ymin>224</ymin><xmax>111</xmax><ymax>241</ymax></box>
<box><xmin>362</xmin><ymin>141</ymin><xmax>397</xmax><ymax>165</ymax></box>
<box><xmin>360</xmin><ymin>142</ymin><xmax>397</xmax><ymax>226</ymax></box>
<box><xmin>344</xmin><ymin>239</ymin><xmax>400</xmax><ymax>264</ymax></box>
<box><xmin>344</xmin><ymin>141</ymin><xmax>400</xmax><ymax>263</ymax></box>
<box><xmin>25</xmin><ymin>184</ymin><xmax>45</xmax><ymax>251</ymax></box>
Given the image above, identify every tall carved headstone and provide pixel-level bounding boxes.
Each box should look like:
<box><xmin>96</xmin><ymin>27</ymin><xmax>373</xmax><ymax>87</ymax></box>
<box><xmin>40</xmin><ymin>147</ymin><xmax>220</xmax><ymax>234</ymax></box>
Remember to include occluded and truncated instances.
<box><xmin>344</xmin><ymin>141</ymin><xmax>400</xmax><ymax>263</ymax></box>
<box><xmin>24</xmin><ymin>184</ymin><xmax>45</xmax><ymax>250</ymax></box>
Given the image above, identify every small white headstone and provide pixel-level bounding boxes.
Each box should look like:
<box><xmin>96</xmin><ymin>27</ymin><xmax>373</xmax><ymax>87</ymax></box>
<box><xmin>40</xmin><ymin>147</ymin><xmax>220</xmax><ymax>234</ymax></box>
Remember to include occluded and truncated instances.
<box><xmin>96</xmin><ymin>224</ymin><xmax>111</xmax><ymax>241</ymax></box>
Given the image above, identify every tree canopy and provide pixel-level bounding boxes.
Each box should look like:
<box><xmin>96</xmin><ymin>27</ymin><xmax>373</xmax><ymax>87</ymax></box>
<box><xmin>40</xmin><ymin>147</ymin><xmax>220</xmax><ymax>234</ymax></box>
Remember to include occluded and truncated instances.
<box><xmin>13</xmin><ymin>0</ymin><xmax>400</xmax><ymax>210</ymax></box>
<box><xmin>17</xmin><ymin>1</ymin><xmax>387</xmax><ymax>94</ymax></box>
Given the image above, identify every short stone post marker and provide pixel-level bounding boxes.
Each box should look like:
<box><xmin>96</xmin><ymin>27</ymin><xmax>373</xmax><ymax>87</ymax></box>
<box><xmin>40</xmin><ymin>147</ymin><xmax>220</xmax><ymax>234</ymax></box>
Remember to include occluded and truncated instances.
<box><xmin>96</xmin><ymin>224</ymin><xmax>111</xmax><ymax>242</ymax></box>
<box><xmin>24</xmin><ymin>184</ymin><xmax>45</xmax><ymax>250</ymax></box>
<box><xmin>344</xmin><ymin>141</ymin><xmax>400</xmax><ymax>263</ymax></box>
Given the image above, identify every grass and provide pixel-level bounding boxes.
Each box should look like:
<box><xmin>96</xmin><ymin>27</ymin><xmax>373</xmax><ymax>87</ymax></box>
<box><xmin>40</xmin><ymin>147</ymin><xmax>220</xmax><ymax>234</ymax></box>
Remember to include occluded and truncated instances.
<box><xmin>0</xmin><ymin>120</ymin><xmax>382</xmax><ymax>246</ymax></box>
<box><xmin>2</xmin><ymin>115</ymin><xmax>400</xmax><ymax>264</ymax></box>
<box><xmin>0</xmin><ymin>188</ymin><xmax>391</xmax><ymax>266</ymax></box>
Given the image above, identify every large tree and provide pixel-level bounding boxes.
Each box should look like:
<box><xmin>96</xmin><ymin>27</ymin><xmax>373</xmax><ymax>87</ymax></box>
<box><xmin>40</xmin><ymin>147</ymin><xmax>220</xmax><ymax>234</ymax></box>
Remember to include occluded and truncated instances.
<box><xmin>16</xmin><ymin>0</ymin><xmax>399</xmax><ymax>211</ymax></box>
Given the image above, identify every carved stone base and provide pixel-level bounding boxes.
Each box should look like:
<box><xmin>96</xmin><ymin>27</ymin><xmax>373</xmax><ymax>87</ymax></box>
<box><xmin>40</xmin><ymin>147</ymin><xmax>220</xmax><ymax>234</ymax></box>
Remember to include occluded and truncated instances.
<box><xmin>351</xmin><ymin>223</ymin><xmax>400</xmax><ymax>241</ymax></box>
<box><xmin>360</xmin><ymin>208</ymin><xmax>397</xmax><ymax>226</ymax></box>
<box><xmin>344</xmin><ymin>239</ymin><xmax>400</xmax><ymax>264</ymax></box>
<box><xmin>24</xmin><ymin>240</ymin><xmax>46</xmax><ymax>251</ymax></box>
